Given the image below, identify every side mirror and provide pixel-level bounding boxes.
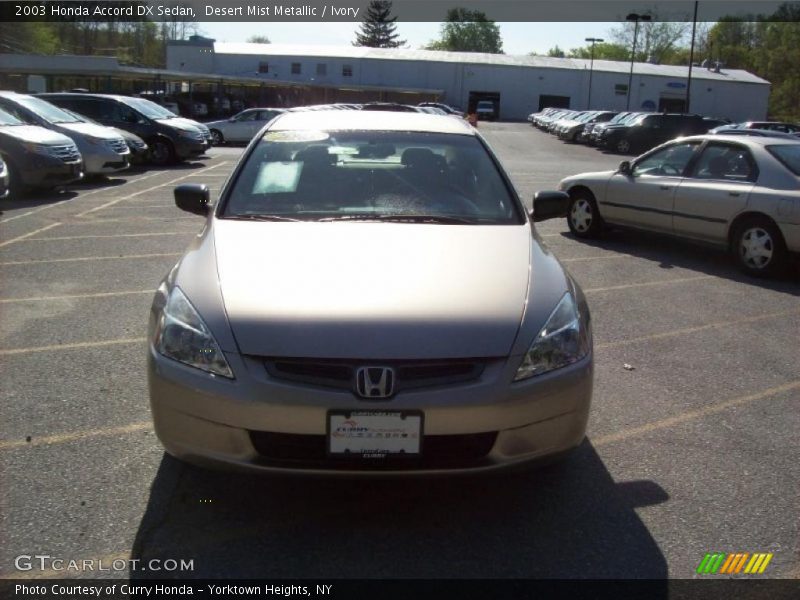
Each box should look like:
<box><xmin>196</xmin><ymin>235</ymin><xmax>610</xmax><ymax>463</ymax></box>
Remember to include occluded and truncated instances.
<box><xmin>174</xmin><ymin>184</ymin><xmax>210</xmax><ymax>216</ymax></box>
<box><xmin>618</xmin><ymin>160</ymin><xmax>632</xmax><ymax>175</ymax></box>
<box><xmin>531</xmin><ymin>191</ymin><xmax>571</xmax><ymax>222</ymax></box>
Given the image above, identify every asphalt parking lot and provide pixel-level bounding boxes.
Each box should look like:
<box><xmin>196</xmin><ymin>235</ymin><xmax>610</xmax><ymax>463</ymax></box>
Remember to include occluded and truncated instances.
<box><xmin>0</xmin><ymin>122</ymin><xmax>798</xmax><ymax>580</ymax></box>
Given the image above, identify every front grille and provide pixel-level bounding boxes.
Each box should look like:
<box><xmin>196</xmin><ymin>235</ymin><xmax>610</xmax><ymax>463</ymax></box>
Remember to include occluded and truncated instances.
<box><xmin>50</xmin><ymin>144</ymin><xmax>80</xmax><ymax>163</ymax></box>
<box><xmin>108</xmin><ymin>138</ymin><xmax>128</xmax><ymax>154</ymax></box>
<box><xmin>249</xmin><ymin>430</ymin><xmax>497</xmax><ymax>470</ymax></box>
<box><xmin>264</xmin><ymin>358</ymin><xmax>485</xmax><ymax>394</ymax></box>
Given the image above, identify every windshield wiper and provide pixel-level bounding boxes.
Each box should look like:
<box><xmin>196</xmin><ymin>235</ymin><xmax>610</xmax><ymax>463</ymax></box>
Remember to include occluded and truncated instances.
<box><xmin>224</xmin><ymin>214</ymin><xmax>302</xmax><ymax>222</ymax></box>
<box><xmin>317</xmin><ymin>214</ymin><xmax>479</xmax><ymax>224</ymax></box>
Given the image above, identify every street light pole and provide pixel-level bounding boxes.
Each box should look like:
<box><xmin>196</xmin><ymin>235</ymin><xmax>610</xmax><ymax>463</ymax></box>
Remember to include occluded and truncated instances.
<box><xmin>625</xmin><ymin>13</ymin><xmax>651</xmax><ymax>111</ymax></box>
<box><xmin>585</xmin><ymin>37</ymin><xmax>604</xmax><ymax>110</ymax></box>
<box><xmin>686</xmin><ymin>1</ymin><xmax>699</xmax><ymax>113</ymax></box>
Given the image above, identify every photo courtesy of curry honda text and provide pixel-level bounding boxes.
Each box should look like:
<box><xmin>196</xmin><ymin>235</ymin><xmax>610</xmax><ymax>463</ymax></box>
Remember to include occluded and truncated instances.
<box><xmin>147</xmin><ymin>110</ymin><xmax>593</xmax><ymax>475</ymax></box>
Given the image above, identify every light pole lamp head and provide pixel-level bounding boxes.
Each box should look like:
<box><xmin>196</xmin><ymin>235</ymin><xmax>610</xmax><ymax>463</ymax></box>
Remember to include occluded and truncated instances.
<box><xmin>626</xmin><ymin>13</ymin><xmax>652</xmax><ymax>22</ymax></box>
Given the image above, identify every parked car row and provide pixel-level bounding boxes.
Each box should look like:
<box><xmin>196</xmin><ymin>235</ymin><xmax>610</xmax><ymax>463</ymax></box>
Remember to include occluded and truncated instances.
<box><xmin>204</xmin><ymin>102</ymin><xmax>470</xmax><ymax>145</ymax></box>
<box><xmin>0</xmin><ymin>91</ymin><xmax>213</xmax><ymax>199</ymax></box>
<box><xmin>529</xmin><ymin>107</ymin><xmax>730</xmax><ymax>154</ymax></box>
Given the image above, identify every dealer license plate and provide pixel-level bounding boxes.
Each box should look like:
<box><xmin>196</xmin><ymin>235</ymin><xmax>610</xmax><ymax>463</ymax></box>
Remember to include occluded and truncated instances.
<box><xmin>328</xmin><ymin>410</ymin><xmax>422</xmax><ymax>457</ymax></box>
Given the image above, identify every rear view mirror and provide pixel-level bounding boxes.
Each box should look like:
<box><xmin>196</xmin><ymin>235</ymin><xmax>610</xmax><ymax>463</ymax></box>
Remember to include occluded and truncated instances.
<box><xmin>531</xmin><ymin>191</ymin><xmax>570</xmax><ymax>222</ymax></box>
<box><xmin>618</xmin><ymin>160</ymin><xmax>632</xmax><ymax>175</ymax></box>
<box><xmin>174</xmin><ymin>184</ymin><xmax>210</xmax><ymax>216</ymax></box>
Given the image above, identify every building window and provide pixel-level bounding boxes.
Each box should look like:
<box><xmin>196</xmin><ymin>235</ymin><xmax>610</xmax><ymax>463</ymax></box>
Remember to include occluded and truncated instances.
<box><xmin>291</xmin><ymin>62</ymin><xmax>302</xmax><ymax>75</ymax></box>
<box><xmin>342</xmin><ymin>64</ymin><xmax>353</xmax><ymax>77</ymax></box>
<box><xmin>614</xmin><ymin>83</ymin><xmax>629</xmax><ymax>96</ymax></box>
<box><xmin>316</xmin><ymin>63</ymin><xmax>327</xmax><ymax>76</ymax></box>
<box><xmin>258</xmin><ymin>62</ymin><xmax>269</xmax><ymax>74</ymax></box>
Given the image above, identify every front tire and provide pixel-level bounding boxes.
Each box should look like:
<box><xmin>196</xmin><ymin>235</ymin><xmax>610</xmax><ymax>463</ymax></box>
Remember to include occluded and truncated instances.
<box><xmin>615</xmin><ymin>138</ymin><xmax>632</xmax><ymax>154</ymax></box>
<box><xmin>731</xmin><ymin>217</ymin><xmax>787</xmax><ymax>277</ymax></box>
<box><xmin>567</xmin><ymin>190</ymin><xmax>603</xmax><ymax>238</ymax></box>
<box><xmin>149</xmin><ymin>138</ymin><xmax>175</xmax><ymax>166</ymax></box>
<box><xmin>210</xmin><ymin>129</ymin><xmax>224</xmax><ymax>146</ymax></box>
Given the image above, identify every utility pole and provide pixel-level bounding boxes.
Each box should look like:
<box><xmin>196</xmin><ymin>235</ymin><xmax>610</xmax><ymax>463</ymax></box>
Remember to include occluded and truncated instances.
<box><xmin>626</xmin><ymin>13</ymin><xmax>651</xmax><ymax>111</ymax></box>
<box><xmin>585</xmin><ymin>37</ymin><xmax>604</xmax><ymax>110</ymax></box>
<box><xmin>686</xmin><ymin>1</ymin><xmax>699</xmax><ymax>113</ymax></box>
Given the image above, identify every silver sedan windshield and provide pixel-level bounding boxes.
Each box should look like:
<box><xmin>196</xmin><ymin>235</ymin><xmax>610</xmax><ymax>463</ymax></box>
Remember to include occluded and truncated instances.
<box><xmin>222</xmin><ymin>130</ymin><xmax>523</xmax><ymax>224</ymax></box>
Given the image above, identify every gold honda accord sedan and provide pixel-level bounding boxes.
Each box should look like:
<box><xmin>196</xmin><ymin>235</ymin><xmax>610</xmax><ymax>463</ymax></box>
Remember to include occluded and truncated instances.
<box><xmin>148</xmin><ymin>110</ymin><xmax>593</xmax><ymax>475</ymax></box>
<box><xmin>559</xmin><ymin>135</ymin><xmax>800</xmax><ymax>277</ymax></box>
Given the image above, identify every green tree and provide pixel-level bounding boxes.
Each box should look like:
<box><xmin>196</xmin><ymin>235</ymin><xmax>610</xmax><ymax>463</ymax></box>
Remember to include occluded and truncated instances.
<box><xmin>546</xmin><ymin>45</ymin><xmax>565</xmax><ymax>57</ymax></box>
<box><xmin>353</xmin><ymin>0</ymin><xmax>405</xmax><ymax>48</ymax></box>
<box><xmin>610</xmin><ymin>17</ymin><xmax>691</xmax><ymax>63</ymax></box>
<box><xmin>566</xmin><ymin>42</ymin><xmax>631</xmax><ymax>61</ymax></box>
<box><xmin>425</xmin><ymin>8</ymin><xmax>503</xmax><ymax>53</ymax></box>
<box><xmin>247</xmin><ymin>35</ymin><xmax>271</xmax><ymax>44</ymax></box>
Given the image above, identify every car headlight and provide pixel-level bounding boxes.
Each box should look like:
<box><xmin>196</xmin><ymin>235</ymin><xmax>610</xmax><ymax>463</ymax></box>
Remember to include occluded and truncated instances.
<box><xmin>21</xmin><ymin>141</ymin><xmax>52</xmax><ymax>155</ymax></box>
<box><xmin>153</xmin><ymin>284</ymin><xmax>234</xmax><ymax>379</ymax></box>
<box><xmin>514</xmin><ymin>292</ymin><xmax>590</xmax><ymax>381</ymax></box>
<box><xmin>180</xmin><ymin>130</ymin><xmax>204</xmax><ymax>140</ymax></box>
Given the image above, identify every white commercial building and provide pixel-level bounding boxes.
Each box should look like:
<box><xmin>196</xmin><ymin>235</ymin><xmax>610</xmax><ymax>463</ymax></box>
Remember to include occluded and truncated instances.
<box><xmin>167</xmin><ymin>38</ymin><xmax>770</xmax><ymax>121</ymax></box>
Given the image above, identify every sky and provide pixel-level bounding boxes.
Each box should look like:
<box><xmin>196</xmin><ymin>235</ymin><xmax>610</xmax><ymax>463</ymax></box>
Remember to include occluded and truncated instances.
<box><xmin>199</xmin><ymin>22</ymin><xmax>622</xmax><ymax>56</ymax></box>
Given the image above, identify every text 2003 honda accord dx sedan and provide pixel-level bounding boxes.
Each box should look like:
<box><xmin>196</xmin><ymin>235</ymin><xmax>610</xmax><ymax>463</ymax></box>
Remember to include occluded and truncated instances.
<box><xmin>148</xmin><ymin>110</ymin><xmax>593</xmax><ymax>475</ymax></box>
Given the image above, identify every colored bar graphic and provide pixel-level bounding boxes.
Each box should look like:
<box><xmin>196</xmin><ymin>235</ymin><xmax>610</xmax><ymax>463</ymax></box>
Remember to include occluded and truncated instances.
<box><xmin>697</xmin><ymin>552</ymin><xmax>727</xmax><ymax>574</ymax></box>
<box><xmin>698</xmin><ymin>552</ymin><xmax>773</xmax><ymax>575</ymax></box>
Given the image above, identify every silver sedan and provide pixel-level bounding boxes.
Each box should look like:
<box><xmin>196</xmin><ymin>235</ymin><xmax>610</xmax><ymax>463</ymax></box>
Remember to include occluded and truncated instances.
<box><xmin>206</xmin><ymin>108</ymin><xmax>285</xmax><ymax>144</ymax></box>
<box><xmin>558</xmin><ymin>135</ymin><xmax>800</xmax><ymax>276</ymax></box>
<box><xmin>147</xmin><ymin>110</ymin><xmax>593</xmax><ymax>475</ymax></box>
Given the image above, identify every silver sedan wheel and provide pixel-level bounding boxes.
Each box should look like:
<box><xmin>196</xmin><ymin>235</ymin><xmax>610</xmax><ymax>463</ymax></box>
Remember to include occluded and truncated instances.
<box><xmin>739</xmin><ymin>227</ymin><xmax>774</xmax><ymax>269</ymax></box>
<box><xmin>570</xmin><ymin>199</ymin><xmax>593</xmax><ymax>232</ymax></box>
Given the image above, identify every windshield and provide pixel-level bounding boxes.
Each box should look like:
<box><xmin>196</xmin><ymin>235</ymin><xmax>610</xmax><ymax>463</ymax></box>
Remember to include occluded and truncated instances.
<box><xmin>13</xmin><ymin>95</ymin><xmax>81</xmax><ymax>124</ymax></box>
<box><xmin>0</xmin><ymin>107</ymin><xmax>23</xmax><ymax>126</ymax></box>
<box><xmin>222</xmin><ymin>130</ymin><xmax>522</xmax><ymax>224</ymax></box>
<box><xmin>120</xmin><ymin>97</ymin><xmax>175</xmax><ymax>119</ymax></box>
<box><xmin>767</xmin><ymin>144</ymin><xmax>800</xmax><ymax>176</ymax></box>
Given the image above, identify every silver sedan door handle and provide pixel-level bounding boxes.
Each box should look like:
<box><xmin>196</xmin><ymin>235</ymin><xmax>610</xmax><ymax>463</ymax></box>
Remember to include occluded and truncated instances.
<box><xmin>729</xmin><ymin>192</ymin><xmax>741</xmax><ymax>197</ymax></box>
<box><xmin>660</xmin><ymin>185</ymin><xmax>671</xmax><ymax>190</ymax></box>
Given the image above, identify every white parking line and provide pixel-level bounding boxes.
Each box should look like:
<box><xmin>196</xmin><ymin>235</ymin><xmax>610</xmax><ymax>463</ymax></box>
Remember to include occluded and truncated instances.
<box><xmin>585</xmin><ymin>275</ymin><xmax>713</xmax><ymax>293</ymax></box>
<box><xmin>0</xmin><ymin>252</ymin><xmax>180</xmax><ymax>266</ymax></box>
<box><xmin>0</xmin><ymin>337</ymin><xmax>146</xmax><ymax>356</ymax></box>
<box><xmin>0</xmin><ymin>171</ymin><xmax>165</xmax><ymax>224</ymax></box>
<box><xmin>20</xmin><ymin>232</ymin><xmax>193</xmax><ymax>242</ymax></box>
<box><xmin>561</xmin><ymin>255</ymin><xmax>631</xmax><ymax>263</ymax></box>
<box><xmin>0</xmin><ymin>290</ymin><xmax>152</xmax><ymax>304</ymax></box>
<box><xmin>75</xmin><ymin>162</ymin><xmax>228</xmax><ymax>217</ymax></box>
<box><xmin>593</xmin><ymin>380</ymin><xmax>800</xmax><ymax>447</ymax></box>
<box><xmin>67</xmin><ymin>216</ymin><xmax>200</xmax><ymax>223</ymax></box>
<box><xmin>0</xmin><ymin>223</ymin><xmax>61</xmax><ymax>248</ymax></box>
<box><xmin>596</xmin><ymin>308</ymin><xmax>800</xmax><ymax>349</ymax></box>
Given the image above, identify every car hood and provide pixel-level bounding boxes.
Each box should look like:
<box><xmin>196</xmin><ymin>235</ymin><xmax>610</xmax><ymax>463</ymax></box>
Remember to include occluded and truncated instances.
<box><xmin>58</xmin><ymin>122</ymin><xmax>122</xmax><ymax>140</ymax></box>
<box><xmin>204</xmin><ymin>118</ymin><xmax>230</xmax><ymax>129</ymax></box>
<box><xmin>170</xmin><ymin>117</ymin><xmax>209</xmax><ymax>132</ymax></box>
<box><xmin>156</xmin><ymin>118</ymin><xmax>202</xmax><ymax>133</ymax></box>
<box><xmin>561</xmin><ymin>170</ymin><xmax>615</xmax><ymax>188</ymax></box>
<box><xmin>0</xmin><ymin>124</ymin><xmax>74</xmax><ymax>145</ymax></box>
<box><xmin>213</xmin><ymin>221</ymin><xmax>532</xmax><ymax>359</ymax></box>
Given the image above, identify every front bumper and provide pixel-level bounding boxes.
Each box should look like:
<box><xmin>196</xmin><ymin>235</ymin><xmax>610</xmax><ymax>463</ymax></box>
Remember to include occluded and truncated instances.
<box><xmin>175</xmin><ymin>137</ymin><xmax>209</xmax><ymax>159</ymax></box>
<box><xmin>148</xmin><ymin>346</ymin><xmax>593</xmax><ymax>476</ymax></box>
<box><xmin>83</xmin><ymin>147</ymin><xmax>130</xmax><ymax>175</ymax></box>
<box><xmin>18</xmin><ymin>155</ymin><xmax>83</xmax><ymax>188</ymax></box>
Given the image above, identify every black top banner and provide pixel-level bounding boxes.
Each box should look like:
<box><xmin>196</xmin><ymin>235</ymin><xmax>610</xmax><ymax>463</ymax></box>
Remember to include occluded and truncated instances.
<box><xmin>1</xmin><ymin>0</ymin><xmax>799</xmax><ymax>23</ymax></box>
